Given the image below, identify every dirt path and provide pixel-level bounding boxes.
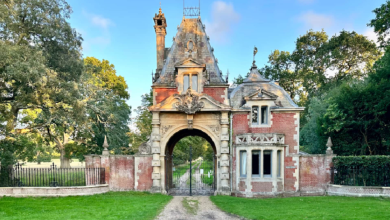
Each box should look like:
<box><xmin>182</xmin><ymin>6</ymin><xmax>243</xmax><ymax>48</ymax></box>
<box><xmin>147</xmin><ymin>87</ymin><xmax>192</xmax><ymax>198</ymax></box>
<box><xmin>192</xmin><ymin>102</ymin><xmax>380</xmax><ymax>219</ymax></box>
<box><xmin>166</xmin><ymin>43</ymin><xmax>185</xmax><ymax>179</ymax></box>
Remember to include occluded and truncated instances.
<box><xmin>156</xmin><ymin>196</ymin><xmax>241</xmax><ymax>220</ymax></box>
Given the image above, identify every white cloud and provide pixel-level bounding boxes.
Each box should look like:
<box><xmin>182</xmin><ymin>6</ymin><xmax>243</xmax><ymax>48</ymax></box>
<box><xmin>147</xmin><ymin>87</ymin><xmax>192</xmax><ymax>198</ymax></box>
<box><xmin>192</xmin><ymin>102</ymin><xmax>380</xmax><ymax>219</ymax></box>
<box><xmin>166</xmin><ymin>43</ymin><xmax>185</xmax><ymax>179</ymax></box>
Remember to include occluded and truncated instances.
<box><xmin>297</xmin><ymin>11</ymin><xmax>334</xmax><ymax>30</ymax></box>
<box><xmin>91</xmin><ymin>15</ymin><xmax>113</xmax><ymax>29</ymax></box>
<box><xmin>363</xmin><ymin>28</ymin><xmax>379</xmax><ymax>45</ymax></box>
<box><xmin>204</xmin><ymin>1</ymin><xmax>240</xmax><ymax>44</ymax></box>
<box><xmin>80</xmin><ymin>11</ymin><xmax>113</xmax><ymax>52</ymax></box>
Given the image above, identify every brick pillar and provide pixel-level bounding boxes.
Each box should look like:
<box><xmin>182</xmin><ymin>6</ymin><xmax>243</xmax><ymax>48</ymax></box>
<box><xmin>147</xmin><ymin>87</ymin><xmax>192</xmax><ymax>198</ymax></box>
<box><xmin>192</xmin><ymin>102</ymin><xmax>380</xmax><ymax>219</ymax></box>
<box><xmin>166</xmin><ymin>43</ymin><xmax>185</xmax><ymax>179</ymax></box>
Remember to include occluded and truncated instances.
<box><xmin>220</xmin><ymin>112</ymin><xmax>230</xmax><ymax>194</ymax></box>
<box><xmin>151</xmin><ymin>112</ymin><xmax>162</xmax><ymax>192</ymax></box>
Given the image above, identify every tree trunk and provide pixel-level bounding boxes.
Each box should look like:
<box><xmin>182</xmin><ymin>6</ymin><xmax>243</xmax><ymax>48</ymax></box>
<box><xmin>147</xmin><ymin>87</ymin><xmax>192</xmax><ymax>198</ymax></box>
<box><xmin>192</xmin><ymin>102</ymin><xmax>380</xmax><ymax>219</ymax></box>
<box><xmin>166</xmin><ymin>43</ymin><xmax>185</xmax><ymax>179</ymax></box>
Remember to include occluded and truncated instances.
<box><xmin>54</xmin><ymin>134</ymin><xmax>71</xmax><ymax>168</ymax></box>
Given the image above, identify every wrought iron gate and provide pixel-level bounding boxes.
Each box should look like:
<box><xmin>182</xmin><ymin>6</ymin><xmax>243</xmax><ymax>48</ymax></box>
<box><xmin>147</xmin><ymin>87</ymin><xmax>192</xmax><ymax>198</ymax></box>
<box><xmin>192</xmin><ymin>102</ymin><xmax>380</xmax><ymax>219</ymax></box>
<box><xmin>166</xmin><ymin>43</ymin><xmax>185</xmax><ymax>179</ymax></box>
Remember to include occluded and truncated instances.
<box><xmin>166</xmin><ymin>146</ymin><xmax>215</xmax><ymax>195</ymax></box>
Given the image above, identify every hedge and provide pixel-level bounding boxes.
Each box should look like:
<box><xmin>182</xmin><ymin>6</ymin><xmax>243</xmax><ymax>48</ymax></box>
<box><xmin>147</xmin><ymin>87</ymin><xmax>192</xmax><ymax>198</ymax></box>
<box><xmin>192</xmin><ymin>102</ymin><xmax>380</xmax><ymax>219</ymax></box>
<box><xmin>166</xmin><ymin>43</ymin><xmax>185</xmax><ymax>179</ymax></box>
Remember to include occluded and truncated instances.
<box><xmin>332</xmin><ymin>156</ymin><xmax>390</xmax><ymax>186</ymax></box>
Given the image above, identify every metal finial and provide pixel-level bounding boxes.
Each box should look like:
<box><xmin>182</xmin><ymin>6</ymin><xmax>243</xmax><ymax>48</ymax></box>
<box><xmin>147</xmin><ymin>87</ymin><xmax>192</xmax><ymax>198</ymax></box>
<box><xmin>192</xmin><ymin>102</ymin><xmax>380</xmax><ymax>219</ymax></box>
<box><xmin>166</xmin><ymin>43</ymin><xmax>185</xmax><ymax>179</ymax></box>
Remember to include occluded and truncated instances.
<box><xmin>253</xmin><ymin>46</ymin><xmax>258</xmax><ymax>62</ymax></box>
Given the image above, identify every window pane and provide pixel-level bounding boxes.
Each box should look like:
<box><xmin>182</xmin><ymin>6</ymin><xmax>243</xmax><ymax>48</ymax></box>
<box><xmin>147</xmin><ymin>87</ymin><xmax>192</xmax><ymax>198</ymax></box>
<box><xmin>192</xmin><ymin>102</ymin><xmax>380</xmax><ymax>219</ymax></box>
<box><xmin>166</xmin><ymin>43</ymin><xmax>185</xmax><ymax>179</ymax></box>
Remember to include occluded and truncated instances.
<box><xmin>252</xmin><ymin>151</ymin><xmax>260</xmax><ymax>175</ymax></box>
<box><xmin>261</xmin><ymin>106</ymin><xmax>268</xmax><ymax>124</ymax></box>
<box><xmin>252</xmin><ymin>106</ymin><xmax>259</xmax><ymax>125</ymax></box>
<box><xmin>263</xmin><ymin>151</ymin><xmax>272</xmax><ymax>176</ymax></box>
<box><xmin>240</xmin><ymin>151</ymin><xmax>247</xmax><ymax>177</ymax></box>
<box><xmin>277</xmin><ymin>150</ymin><xmax>282</xmax><ymax>177</ymax></box>
<box><xmin>192</xmin><ymin>75</ymin><xmax>198</xmax><ymax>92</ymax></box>
<box><xmin>184</xmin><ymin>75</ymin><xmax>189</xmax><ymax>91</ymax></box>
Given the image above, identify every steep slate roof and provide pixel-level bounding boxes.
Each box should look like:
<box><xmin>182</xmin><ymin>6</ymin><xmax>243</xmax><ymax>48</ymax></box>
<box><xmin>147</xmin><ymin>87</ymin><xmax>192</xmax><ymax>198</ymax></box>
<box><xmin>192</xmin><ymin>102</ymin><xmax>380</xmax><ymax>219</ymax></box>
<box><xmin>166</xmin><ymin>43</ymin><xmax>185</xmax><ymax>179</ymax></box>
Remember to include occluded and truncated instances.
<box><xmin>229</xmin><ymin>63</ymin><xmax>302</xmax><ymax>110</ymax></box>
<box><xmin>155</xmin><ymin>17</ymin><xmax>225</xmax><ymax>85</ymax></box>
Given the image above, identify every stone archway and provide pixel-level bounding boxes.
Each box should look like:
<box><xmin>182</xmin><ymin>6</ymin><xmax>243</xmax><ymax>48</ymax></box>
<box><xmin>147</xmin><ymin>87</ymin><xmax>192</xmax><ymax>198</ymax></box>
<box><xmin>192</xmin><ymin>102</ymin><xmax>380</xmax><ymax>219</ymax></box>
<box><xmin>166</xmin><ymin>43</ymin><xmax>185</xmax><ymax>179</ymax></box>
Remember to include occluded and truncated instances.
<box><xmin>164</xmin><ymin>128</ymin><xmax>218</xmax><ymax>195</ymax></box>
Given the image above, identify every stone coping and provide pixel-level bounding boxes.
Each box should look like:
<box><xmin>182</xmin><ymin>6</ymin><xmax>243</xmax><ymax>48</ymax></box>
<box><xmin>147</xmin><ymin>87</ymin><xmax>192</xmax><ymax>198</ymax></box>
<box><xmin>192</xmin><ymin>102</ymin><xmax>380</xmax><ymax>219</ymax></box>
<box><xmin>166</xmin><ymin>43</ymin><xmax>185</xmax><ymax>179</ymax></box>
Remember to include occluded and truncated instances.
<box><xmin>85</xmin><ymin>154</ymin><xmax>153</xmax><ymax>158</ymax></box>
<box><xmin>0</xmin><ymin>184</ymin><xmax>109</xmax><ymax>197</ymax></box>
<box><xmin>327</xmin><ymin>184</ymin><xmax>390</xmax><ymax>198</ymax></box>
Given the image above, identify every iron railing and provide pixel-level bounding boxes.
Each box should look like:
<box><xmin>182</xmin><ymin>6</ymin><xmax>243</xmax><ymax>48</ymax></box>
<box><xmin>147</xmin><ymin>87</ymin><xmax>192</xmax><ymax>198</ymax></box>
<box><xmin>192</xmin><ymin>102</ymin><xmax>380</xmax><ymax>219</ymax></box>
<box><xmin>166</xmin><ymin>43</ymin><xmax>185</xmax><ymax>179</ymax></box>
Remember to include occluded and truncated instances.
<box><xmin>0</xmin><ymin>163</ymin><xmax>105</xmax><ymax>187</ymax></box>
<box><xmin>331</xmin><ymin>166</ymin><xmax>390</xmax><ymax>187</ymax></box>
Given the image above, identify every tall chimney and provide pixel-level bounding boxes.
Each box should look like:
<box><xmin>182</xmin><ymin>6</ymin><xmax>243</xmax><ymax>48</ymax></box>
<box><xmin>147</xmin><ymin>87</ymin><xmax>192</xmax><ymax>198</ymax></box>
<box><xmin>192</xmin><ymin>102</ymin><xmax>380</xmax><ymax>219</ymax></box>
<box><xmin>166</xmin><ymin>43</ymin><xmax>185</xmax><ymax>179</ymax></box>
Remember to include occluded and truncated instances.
<box><xmin>153</xmin><ymin>7</ymin><xmax>167</xmax><ymax>73</ymax></box>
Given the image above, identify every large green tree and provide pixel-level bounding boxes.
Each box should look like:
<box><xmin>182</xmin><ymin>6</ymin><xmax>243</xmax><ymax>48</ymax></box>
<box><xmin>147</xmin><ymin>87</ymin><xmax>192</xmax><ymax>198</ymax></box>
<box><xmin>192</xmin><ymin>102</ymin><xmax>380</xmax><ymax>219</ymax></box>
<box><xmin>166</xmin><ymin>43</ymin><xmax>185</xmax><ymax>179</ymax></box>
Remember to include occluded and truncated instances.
<box><xmin>0</xmin><ymin>0</ymin><xmax>83</xmax><ymax>167</ymax></box>
<box><xmin>262</xmin><ymin>30</ymin><xmax>380</xmax><ymax>107</ymax></box>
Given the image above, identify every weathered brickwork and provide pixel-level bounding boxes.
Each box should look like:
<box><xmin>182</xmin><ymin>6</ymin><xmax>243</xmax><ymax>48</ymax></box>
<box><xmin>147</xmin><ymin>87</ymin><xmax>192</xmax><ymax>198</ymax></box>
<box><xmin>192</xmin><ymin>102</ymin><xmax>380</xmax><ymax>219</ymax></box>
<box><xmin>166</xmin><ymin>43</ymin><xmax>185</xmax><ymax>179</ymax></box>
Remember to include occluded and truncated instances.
<box><xmin>203</xmin><ymin>87</ymin><xmax>226</xmax><ymax>103</ymax></box>
<box><xmin>232</xmin><ymin>112</ymin><xmax>298</xmax><ymax>154</ymax></box>
<box><xmin>135</xmin><ymin>157</ymin><xmax>153</xmax><ymax>191</ymax></box>
<box><xmin>154</xmin><ymin>88</ymin><xmax>178</xmax><ymax>103</ymax></box>
<box><xmin>299</xmin><ymin>155</ymin><xmax>334</xmax><ymax>195</ymax></box>
<box><xmin>252</xmin><ymin>182</ymin><xmax>272</xmax><ymax>192</ymax></box>
<box><xmin>85</xmin><ymin>155</ymin><xmax>153</xmax><ymax>192</ymax></box>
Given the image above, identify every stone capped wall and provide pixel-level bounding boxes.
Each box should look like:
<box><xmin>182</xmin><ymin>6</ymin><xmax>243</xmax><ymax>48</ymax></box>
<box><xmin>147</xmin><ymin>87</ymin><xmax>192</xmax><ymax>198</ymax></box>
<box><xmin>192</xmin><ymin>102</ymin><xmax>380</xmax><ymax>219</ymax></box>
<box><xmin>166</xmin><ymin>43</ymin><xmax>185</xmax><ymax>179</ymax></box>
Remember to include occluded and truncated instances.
<box><xmin>85</xmin><ymin>155</ymin><xmax>153</xmax><ymax>192</ymax></box>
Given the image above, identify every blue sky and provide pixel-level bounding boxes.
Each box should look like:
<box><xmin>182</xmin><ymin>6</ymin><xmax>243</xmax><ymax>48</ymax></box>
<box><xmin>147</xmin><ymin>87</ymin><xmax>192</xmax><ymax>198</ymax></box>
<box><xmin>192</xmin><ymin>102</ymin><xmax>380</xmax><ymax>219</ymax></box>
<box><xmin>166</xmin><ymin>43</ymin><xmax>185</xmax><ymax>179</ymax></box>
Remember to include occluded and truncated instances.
<box><xmin>67</xmin><ymin>0</ymin><xmax>384</xmax><ymax>118</ymax></box>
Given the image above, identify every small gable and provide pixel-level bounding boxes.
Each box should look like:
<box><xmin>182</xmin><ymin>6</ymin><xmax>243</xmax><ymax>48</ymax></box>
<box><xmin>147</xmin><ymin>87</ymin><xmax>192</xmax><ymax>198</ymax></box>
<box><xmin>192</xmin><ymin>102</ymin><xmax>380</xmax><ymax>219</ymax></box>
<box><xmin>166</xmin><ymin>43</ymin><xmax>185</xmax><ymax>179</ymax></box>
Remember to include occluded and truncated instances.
<box><xmin>245</xmin><ymin>89</ymin><xmax>278</xmax><ymax>101</ymax></box>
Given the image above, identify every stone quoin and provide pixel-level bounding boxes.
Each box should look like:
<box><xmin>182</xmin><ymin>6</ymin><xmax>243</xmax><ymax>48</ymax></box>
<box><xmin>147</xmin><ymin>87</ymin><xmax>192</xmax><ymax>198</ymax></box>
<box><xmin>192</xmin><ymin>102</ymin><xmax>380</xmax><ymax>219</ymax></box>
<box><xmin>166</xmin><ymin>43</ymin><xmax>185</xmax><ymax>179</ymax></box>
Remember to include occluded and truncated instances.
<box><xmin>85</xmin><ymin>5</ymin><xmax>336</xmax><ymax>197</ymax></box>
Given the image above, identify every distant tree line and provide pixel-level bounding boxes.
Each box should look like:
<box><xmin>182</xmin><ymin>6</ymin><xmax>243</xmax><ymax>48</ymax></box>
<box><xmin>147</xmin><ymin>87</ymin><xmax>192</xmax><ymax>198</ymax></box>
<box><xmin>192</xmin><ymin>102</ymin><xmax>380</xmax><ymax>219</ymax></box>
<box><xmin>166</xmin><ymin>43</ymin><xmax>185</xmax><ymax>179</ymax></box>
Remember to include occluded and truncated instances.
<box><xmin>234</xmin><ymin>2</ymin><xmax>390</xmax><ymax>155</ymax></box>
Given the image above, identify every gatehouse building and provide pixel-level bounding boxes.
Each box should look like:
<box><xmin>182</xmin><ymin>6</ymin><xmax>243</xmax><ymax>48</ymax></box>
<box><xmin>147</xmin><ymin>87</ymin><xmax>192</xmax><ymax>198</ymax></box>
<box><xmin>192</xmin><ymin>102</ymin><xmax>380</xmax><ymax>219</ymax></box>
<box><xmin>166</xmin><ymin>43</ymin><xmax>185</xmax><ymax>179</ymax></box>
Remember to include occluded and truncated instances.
<box><xmin>85</xmin><ymin>6</ymin><xmax>335</xmax><ymax>198</ymax></box>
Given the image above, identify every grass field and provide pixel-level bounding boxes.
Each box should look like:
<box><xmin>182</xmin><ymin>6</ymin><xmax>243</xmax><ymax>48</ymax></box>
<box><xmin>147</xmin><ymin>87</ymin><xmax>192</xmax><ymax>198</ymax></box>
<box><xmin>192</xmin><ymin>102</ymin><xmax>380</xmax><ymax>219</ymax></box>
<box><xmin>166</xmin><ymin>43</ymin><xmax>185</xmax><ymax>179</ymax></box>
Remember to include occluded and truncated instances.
<box><xmin>211</xmin><ymin>195</ymin><xmax>390</xmax><ymax>220</ymax></box>
<box><xmin>0</xmin><ymin>191</ymin><xmax>172</xmax><ymax>220</ymax></box>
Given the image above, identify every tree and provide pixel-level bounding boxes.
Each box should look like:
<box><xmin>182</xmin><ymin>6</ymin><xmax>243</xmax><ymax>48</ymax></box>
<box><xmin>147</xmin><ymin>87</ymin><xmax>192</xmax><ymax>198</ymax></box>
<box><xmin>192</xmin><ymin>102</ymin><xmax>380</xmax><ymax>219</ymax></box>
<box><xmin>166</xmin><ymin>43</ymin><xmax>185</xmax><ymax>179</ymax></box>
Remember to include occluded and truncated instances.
<box><xmin>128</xmin><ymin>90</ymin><xmax>153</xmax><ymax>154</ymax></box>
<box><xmin>369</xmin><ymin>0</ymin><xmax>390</xmax><ymax>48</ymax></box>
<box><xmin>0</xmin><ymin>0</ymin><xmax>83</xmax><ymax>168</ymax></box>
<box><xmin>262</xmin><ymin>30</ymin><xmax>380</xmax><ymax>106</ymax></box>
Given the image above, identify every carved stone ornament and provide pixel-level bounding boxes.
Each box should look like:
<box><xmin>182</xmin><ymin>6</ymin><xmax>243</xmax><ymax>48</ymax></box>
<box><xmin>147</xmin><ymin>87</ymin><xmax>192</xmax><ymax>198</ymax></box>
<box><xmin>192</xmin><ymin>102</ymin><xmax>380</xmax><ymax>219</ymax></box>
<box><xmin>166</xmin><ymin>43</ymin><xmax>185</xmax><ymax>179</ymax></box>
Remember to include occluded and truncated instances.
<box><xmin>174</xmin><ymin>88</ymin><xmax>205</xmax><ymax>114</ymax></box>
<box><xmin>138</xmin><ymin>140</ymin><xmax>152</xmax><ymax>155</ymax></box>
<box><xmin>161</xmin><ymin>125</ymin><xmax>173</xmax><ymax>135</ymax></box>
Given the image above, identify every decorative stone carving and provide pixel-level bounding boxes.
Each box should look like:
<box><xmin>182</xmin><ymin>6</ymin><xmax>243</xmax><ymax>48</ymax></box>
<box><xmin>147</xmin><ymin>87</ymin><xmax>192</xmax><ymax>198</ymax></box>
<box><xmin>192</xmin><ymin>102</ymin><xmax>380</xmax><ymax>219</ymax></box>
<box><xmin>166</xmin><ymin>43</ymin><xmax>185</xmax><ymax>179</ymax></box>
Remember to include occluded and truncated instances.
<box><xmin>138</xmin><ymin>140</ymin><xmax>151</xmax><ymax>155</ymax></box>
<box><xmin>236</xmin><ymin>133</ymin><xmax>285</xmax><ymax>145</ymax></box>
<box><xmin>174</xmin><ymin>88</ymin><xmax>205</xmax><ymax>114</ymax></box>
<box><xmin>161</xmin><ymin>125</ymin><xmax>173</xmax><ymax>135</ymax></box>
<box><xmin>208</xmin><ymin>125</ymin><xmax>220</xmax><ymax>134</ymax></box>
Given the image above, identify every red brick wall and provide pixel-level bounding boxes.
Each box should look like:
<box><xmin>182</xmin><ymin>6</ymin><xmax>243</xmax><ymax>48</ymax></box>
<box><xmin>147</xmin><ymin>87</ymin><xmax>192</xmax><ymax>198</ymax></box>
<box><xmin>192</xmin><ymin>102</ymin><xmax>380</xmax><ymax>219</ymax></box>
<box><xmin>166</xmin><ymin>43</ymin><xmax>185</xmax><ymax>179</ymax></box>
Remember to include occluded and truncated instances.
<box><xmin>284</xmin><ymin>156</ymin><xmax>297</xmax><ymax>191</ymax></box>
<box><xmin>203</xmin><ymin>87</ymin><xmax>226</xmax><ymax>103</ymax></box>
<box><xmin>154</xmin><ymin>88</ymin><xmax>178</xmax><ymax>104</ymax></box>
<box><xmin>299</xmin><ymin>155</ymin><xmax>334</xmax><ymax>195</ymax></box>
<box><xmin>252</xmin><ymin>182</ymin><xmax>272</xmax><ymax>192</ymax></box>
<box><xmin>232</xmin><ymin>112</ymin><xmax>298</xmax><ymax>154</ymax></box>
<box><xmin>109</xmin><ymin>156</ymin><xmax>135</xmax><ymax>191</ymax></box>
<box><xmin>136</xmin><ymin>157</ymin><xmax>153</xmax><ymax>191</ymax></box>
<box><xmin>232</xmin><ymin>111</ymin><xmax>299</xmax><ymax>193</ymax></box>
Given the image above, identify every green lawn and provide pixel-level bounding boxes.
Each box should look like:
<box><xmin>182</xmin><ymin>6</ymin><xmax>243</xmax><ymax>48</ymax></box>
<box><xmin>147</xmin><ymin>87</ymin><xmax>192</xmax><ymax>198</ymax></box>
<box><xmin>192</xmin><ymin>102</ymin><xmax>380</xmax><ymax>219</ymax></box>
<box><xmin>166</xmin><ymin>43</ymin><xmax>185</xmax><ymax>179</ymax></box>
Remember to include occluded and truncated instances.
<box><xmin>0</xmin><ymin>191</ymin><xmax>172</xmax><ymax>220</ymax></box>
<box><xmin>211</xmin><ymin>195</ymin><xmax>390</xmax><ymax>220</ymax></box>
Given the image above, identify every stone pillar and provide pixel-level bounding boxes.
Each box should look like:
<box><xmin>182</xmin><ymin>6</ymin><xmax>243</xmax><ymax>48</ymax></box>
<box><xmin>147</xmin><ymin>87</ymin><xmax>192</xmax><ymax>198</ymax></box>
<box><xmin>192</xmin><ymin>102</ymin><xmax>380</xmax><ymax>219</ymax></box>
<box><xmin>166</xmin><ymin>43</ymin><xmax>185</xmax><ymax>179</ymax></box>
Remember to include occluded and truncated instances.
<box><xmin>246</xmin><ymin>149</ymin><xmax>252</xmax><ymax>195</ymax></box>
<box><xmin>272</xmin><ymin>149</ymin><xmax>278</xmax><ymax>179</ymax></box>
<box><xmin>151</xmin><ymin>112</ymin><xmax>162</xmax><ymax>192</ymax></box>
<box><xmin>101</xmin><ymin>136</ymin><xmax>110</xmax><ymax>185</ymax></box>
<box><xmin>220</xmin><ymin>112</ymin><xmax>230</xmax><ymax>194</ymax></box>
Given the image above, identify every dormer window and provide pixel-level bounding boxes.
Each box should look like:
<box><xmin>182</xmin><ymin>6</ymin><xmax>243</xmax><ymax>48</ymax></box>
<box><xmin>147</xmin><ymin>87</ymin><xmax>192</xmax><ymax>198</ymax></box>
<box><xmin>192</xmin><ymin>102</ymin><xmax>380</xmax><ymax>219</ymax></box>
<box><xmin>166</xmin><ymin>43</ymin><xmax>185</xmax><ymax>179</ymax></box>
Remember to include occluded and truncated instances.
<box><xmin>184</xmin><ymin>75</ymin><xmax>189</xmax><ymax>91</ymax></box>
<box><xmin>252</xmin><ymin>106</ymin><xmax>259</xmax><ymax>125</ymax></box>
<box><xmin>183</xmin><ymin>73</ymin><xmax>198</xmax><ymax>92</ymax></box>
<box><xmin>252</xmin><ymin>105</ymin><xmax>268</xmax><ymax>125</ymax></box>
<box><xmin>261</xmin><ymin>106</ymin><xmax>268</xmax><ymax>124</ymax></box>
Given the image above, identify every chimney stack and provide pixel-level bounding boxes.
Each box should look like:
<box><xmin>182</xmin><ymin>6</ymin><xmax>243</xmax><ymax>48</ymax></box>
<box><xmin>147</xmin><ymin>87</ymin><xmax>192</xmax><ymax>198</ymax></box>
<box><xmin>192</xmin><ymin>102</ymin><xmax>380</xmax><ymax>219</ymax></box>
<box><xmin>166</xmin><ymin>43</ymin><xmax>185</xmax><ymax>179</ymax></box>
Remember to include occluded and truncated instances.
<box><xmin>153</xmin><ymin>7</ymin><xmax>167</xmax><ymax>73</ymax></box>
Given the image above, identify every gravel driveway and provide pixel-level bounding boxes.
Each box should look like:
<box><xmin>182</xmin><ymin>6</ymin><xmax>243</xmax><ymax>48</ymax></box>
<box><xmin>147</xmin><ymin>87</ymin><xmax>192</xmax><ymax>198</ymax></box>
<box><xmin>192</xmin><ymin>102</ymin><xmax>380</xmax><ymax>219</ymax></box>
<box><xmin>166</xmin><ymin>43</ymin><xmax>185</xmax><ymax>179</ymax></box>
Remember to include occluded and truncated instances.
<box><xmin>156</xmin><ymin>196</ymin><xmax>241</xmax><ymax>220</ymax></box>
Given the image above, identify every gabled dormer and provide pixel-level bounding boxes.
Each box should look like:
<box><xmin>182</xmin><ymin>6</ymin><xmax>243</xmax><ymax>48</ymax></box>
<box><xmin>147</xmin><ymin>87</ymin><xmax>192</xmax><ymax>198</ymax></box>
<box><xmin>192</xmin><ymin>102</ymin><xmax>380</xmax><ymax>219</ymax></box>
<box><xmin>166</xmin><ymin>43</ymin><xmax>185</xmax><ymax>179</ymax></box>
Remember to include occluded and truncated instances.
<box><xmin>244</xmin><ymin>89</ymin><xmax>278</xmax><ymax>101</ymax></box>
<box><xmin>175</xmin><ymin>58</ymin><xmax>206</xmax><ymax>94</ymax></box>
